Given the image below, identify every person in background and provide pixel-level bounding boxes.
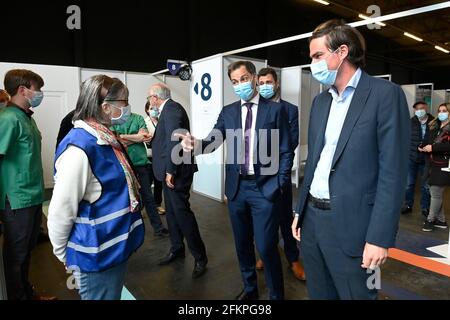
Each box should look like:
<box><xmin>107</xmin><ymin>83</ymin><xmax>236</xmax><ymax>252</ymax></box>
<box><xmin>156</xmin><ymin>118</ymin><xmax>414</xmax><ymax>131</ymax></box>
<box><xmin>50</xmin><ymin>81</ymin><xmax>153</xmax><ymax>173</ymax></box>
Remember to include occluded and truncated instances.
<box><xmin>256</xmin><ymin>67</ymin><xmax>305</xmax><ymax>281</ymax></box>
<box><xmin>56</xmin><ymin>109</ymin><xmax>76</xmax><ymax>148</ymax></box>
<box><xmin>0</xmin><ymin>89</ymin><xmax>10</xmax><ymax>237</ymax></box>
<box><xmin>149</xmin><ymin>83</ymin><xmax>208</xmax><ymax>279</ymax></box>
<box><xmin>0</xmin><ymin>69</ymin><xmax>55</xmax><ymax>300</ymax></box>
<box><xmin>111</xmin><ymin>106</ymin><xmax>169</xmax><ymax>237</ymax></box>
<box><xmin>48</xmin><ymin>75</ymin><xmax>145</xmax><ymax>300</ymax></box>
<box><xmin>144</xmin><ymin>101</ymin><xmax>165</xmax><ymax>215</ymax></box>
<box><xmin>0</xmin><ymin>89</ymin><xmax>10</xmax><ymax>109</ymax></box>
<box><xmin>402</xmin><ymin>101</ymin><xmax>433</xmax><ymax>217</ymax></box>
<box><xmin>420</xmin><ymin>103</ymin><xmax>450</xmax><ymax>232</ymax></box>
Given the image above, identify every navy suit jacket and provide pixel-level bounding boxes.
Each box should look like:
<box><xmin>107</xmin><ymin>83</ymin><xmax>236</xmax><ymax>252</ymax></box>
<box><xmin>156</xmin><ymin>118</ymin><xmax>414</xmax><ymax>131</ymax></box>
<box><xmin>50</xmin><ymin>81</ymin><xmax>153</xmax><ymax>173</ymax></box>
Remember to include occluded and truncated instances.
<box><xmin>280</xmin><ymin>99</ymin><xmax>299</xmax><ymax>153</ymax></box>
<box><xmin>295</xmin><ymin>71</ymin><xmax>410</xmax><ymax>257</ymax></box>
<box><xmin>201</xmin><ymin>96</ymin><xmax>293</xmax><ymax>202</ymax></box>
<box><xmin>152</xmin><ymin>99</ymin><xmax>198</xmax><ymax>182</ymax></box>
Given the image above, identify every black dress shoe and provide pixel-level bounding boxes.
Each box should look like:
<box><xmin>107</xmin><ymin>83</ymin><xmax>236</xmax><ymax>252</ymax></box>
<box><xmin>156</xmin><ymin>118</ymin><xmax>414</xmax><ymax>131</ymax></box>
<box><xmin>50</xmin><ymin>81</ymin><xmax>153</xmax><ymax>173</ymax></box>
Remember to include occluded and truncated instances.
<box><xmin>154</xmin><ymin>228</ymin><xmax>169</xmax><ymax>237</ymax></box>
<box><xmin>235</xmin><ymin>289</ymin><xmax>259</xmax><ymax>300</ymax></box>
<box><xmin>192</xmin><ymin>258</ymin><xmax>208</xmax><ymax>279</ymax></box>
<box><xmin>158</xmin><ymin>251</ymin><xmax>185</xmax><ymax>265</ymax></box>
<box><xmin>401</xmin><ymin>205</ymin><xmax>412</xmax><ymax>214</ymax></box>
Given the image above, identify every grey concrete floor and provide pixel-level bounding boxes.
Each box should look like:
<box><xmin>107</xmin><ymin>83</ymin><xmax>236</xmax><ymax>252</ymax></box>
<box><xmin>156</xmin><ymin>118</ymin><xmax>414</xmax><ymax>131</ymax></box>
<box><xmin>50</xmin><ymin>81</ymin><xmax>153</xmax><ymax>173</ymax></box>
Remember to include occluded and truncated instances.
<box><xmin>29</xmin><ymin>185</ymin><xmax>450</xmax><ymax>300</ymax></box>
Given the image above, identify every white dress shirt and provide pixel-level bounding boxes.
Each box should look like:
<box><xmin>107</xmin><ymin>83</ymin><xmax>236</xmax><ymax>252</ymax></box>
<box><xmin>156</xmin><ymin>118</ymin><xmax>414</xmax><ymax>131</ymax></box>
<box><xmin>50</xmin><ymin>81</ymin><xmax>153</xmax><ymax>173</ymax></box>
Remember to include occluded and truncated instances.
<box><xmin>241</xmin><ymin>94</ymin><xmax>260</xmax><ymax>175</ymax></box>
<box><xmin>310</xmin><ymin>68</ymin><xmax>362</xmax><ymax>199</ymax></box>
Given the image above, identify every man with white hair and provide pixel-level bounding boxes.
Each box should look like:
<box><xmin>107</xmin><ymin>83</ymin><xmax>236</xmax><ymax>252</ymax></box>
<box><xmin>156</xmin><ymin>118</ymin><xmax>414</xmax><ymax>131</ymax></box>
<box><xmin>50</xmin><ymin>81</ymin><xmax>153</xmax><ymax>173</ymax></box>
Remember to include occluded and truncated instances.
<box><xmin>148</xmin><ymin>83</ymin><xmax>208</xmax><ymax>279</ymax></box>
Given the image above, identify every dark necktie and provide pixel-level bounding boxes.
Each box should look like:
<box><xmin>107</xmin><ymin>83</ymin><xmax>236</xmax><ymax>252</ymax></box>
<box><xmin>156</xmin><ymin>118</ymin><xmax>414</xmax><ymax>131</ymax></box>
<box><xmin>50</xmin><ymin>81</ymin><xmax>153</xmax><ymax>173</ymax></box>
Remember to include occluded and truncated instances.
<box><xmin>242</xmin><ymin>102</ymin><xmax>253</xmax><ymax>175</ymax></box>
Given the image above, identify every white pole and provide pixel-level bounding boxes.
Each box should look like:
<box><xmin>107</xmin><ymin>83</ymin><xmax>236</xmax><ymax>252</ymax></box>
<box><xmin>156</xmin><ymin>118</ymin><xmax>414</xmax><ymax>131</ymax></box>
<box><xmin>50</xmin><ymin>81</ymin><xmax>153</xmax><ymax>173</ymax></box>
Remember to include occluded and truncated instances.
<box><xmin>222</xmin><ymin>1</ymin><xmax>450</xmax><ymax>57</ymax></box>
<box><xmin>151</xmin><ymin>68</ymin><xmax>169</xmax><ymax>76</ymax></box>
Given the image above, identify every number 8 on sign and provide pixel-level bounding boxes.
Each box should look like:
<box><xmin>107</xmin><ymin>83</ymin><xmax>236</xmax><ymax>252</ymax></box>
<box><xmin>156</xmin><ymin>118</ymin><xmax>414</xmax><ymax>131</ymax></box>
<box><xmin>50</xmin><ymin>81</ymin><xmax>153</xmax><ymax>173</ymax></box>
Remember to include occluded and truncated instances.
<box><xmin>201</xmin><ymin>73</ymin><xmax>212</xmax><ymax>101</ymax></box>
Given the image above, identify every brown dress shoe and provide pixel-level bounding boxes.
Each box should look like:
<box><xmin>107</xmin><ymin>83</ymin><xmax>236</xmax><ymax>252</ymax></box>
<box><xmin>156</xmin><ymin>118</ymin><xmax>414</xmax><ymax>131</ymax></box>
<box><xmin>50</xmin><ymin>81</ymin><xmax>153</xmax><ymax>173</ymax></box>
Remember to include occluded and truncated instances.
<box><xmin>256</xmin><ymin>259</ymin><xmax>264</xmax><ymax>270</ymax></box>
<box><xmin>291</xmin><ymin>261</ymin><xmax>306</xmax><ymax>281</ymax></box>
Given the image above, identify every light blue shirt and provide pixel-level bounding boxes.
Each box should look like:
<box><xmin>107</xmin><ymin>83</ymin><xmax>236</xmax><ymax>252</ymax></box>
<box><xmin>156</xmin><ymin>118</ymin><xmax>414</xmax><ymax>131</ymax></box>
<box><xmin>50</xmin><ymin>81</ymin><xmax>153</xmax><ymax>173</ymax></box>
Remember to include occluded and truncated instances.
<box><xmin>420</xmin><ymin>122</ymin><xmax>427</xmax><ymax>139</ymax></box>
<box><xmin>310</xmin><ymin>68</ymin><xmax>362</xmax><ymax>199</ymax></box>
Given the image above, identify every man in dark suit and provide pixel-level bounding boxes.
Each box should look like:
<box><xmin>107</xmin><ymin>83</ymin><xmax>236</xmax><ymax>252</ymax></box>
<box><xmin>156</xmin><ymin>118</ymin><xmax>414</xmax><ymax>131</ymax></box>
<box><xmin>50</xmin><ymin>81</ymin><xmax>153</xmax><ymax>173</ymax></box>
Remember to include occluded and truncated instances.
<box><xmin>291</xmin><ymin>20</ymin><xmax>410</xmax><ymax>300</ymax></box>
<box><xmin>256</xmin><ymin>67</ymin><xmax>305</xmax><ymax>281</ymax></box>
<box><xmin>149</xmin><ymin>83</ymin><xmax>208</xmax><ymax>279</ymax></box>
<box><xmin>177</xmin><ymin>61</ymin><xmax>293</xmax><ymax>300</ymax></box>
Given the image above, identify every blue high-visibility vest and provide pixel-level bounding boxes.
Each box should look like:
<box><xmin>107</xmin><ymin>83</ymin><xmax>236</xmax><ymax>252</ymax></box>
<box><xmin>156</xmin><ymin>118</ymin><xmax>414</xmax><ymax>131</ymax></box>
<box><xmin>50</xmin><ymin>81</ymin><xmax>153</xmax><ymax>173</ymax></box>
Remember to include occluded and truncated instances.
<box><xmin>55</xmin><ymin>127</ymin><xmax>144</xmax><ymax>272</ymax></box>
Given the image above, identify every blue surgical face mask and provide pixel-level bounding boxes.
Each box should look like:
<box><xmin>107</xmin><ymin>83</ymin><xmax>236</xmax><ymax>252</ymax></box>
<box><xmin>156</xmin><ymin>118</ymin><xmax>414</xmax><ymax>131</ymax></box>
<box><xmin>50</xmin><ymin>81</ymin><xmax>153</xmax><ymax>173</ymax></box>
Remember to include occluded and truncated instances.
<box><xmin>233</xmin><ymin>81</ymin><xmax>255</xmax><ymax>101</ymax></box>
<box><xmin>149</xmin><ymin>108</ymin><xmax>159</xmax><ymax>118</ymax></box>
<box><xmin>111</xmin><ymin>104</ymin><xmax>131</xmax><ymax>125</ymax></box>
<box><xmin>259</xmin><ymin>84</ymin><xmax>275</xmax><ymax>99</ymax></box>
<box><xmin>438</xmin><ymin>112</ymin><xmax>449</xmax><ymax>122</ymax></box>
<box><xmin>310</xmin><ymin>49</ymin><xmax>343</xmax><ymax>86</ymax></box>
<box><xmin>415</xmin><ymin>109</ymin><xmax>426</xmax><ymax>118</ymax></box>
<box><xmin>26</xmin><ymin>90</ymin><xmax>44</xmax><ymax>108</ymax></box>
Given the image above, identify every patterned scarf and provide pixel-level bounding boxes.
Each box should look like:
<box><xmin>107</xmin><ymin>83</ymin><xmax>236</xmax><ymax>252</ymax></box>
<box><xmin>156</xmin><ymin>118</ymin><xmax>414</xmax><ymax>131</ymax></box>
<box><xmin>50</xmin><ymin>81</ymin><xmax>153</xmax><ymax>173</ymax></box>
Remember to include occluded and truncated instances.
<box><xmin>85</xmin><ymin>120</ymin><xmax>141</xmax><ymax>212</ymax></box>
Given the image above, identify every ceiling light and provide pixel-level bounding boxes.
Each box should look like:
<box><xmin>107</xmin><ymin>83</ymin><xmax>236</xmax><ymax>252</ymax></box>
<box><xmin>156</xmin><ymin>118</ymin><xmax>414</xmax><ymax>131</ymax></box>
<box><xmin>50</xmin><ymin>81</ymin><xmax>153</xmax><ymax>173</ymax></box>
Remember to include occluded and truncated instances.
<box><xmin>358</xmin><ymin>14</ymin><xmax>386</xmax><ymax>27</ymax></box>
<box><xmin>404</xmin><ymin>32</ymin><xmax>423</xmax><ymax>42</ymax></box>
<box><xmin>313</xmin><ymin>0</ymin><xmax>330</xmax><ymax>5</ymax></box>
<box><xmin>435</xmin><ymin>45</ymin><xmax>450</xmax><ymax>53</ymax></box>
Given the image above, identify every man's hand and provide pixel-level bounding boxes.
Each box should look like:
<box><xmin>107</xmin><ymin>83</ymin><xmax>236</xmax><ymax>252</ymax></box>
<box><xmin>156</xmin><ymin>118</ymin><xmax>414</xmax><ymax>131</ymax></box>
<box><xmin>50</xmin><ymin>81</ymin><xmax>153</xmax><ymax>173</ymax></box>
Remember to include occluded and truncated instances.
<box><xmin>362</xmin><ymin>242</ymin><xmax>388</xmax><ymax>270</ymax></box>
<box><xmin>174</xmin><ymin>132</ymin><xmax>197</xmax><ymax>152</ymax></box>
<box><xmin>419</xmin><ymin>144</ymin><xmax>433</xmax><ymax>153</ymax></box>
<box><xmin>166</xmin><ymin>173</ymin><xmax>175</xmax><ymax>189</ymax></box>
<box><xmin>292</xmin><ymin>215</ymin><xmax>301</xmax><ymax>241</ymax></box>
<box><xmin>140</xmin><ymin>133</ymin><xmax>152</xmax><ymax>143</ymax></box>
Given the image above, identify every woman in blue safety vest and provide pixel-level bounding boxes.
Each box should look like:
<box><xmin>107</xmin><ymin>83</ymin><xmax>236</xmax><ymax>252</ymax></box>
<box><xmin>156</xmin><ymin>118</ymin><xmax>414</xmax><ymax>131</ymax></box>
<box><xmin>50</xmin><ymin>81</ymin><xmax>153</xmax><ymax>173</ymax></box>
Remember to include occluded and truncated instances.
<box><xmin>48</xmin><ymin>75</ymin><xmax>144</xmax><ymax>300</ymax></box>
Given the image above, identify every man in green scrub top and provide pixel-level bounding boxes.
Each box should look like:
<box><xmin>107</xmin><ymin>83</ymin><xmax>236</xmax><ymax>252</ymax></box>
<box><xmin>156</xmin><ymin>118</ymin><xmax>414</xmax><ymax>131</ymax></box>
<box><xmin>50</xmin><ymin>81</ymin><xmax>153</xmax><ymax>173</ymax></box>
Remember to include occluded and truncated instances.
<box><xmin>112</xmin><ymin>112</ymin><xmax>169</xmax><ymax>237</ymax></box>
<box><xmin>0</xmin><ymin>69</ymin><xmax>55</xmax><ymax>300</ymax></box>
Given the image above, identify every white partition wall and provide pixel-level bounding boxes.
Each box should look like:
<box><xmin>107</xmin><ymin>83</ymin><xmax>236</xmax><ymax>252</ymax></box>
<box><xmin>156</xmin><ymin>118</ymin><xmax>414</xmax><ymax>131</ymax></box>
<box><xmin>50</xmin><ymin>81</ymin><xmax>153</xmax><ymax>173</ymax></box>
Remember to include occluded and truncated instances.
<box><xmin>401</xmin><ymin>84</ymin><xmax>417</xmax><ymax>117</ymax></box>
<box><xmin>80</xmin><ymin>68</ymin><xmax>125</xmax><ymax>83</ymax></box>
<box><xmin>191</xmin><ymin>55</ymin><xmax>224</xmax><ymax>201</ymax></box>
<box><xmin>125</xmin><ymin>72</ymin><xmax>161</xmax><ymax>118</ymax></box>
<box><xmin>432</xmin><ymin>89</ymin><xmax>446</xmax><ymax>114</ymax></box>
<box><xmin>0</xmin><ymin>62</ymin><xmax>80</xmax><ymax>188</ymax></box>
<box><xmin>280</xmin><ymin>65</ymin><xmax>320</xmax><ymax>185</ymax></box>
<box><xmin>166</xmin><ymin>76</ymin><xmax>191</xmax><ymax>120</ymax></box>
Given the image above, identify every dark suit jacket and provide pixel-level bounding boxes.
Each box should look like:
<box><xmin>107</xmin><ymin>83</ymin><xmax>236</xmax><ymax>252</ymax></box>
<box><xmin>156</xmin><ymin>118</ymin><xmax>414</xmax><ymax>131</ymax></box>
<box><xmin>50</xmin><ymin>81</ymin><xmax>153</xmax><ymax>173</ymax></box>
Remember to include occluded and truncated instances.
<box><xmin>280</xmin><ymin>99</ymin><xmax>299</xmax><ymax>153</ymax></box>
<box><xmin>152</xmin><ymin>99</ymin><xmax>197</xmax><ymax>182</ymax></box>
<box><xmin>201</xmin><ymin>96</ymin><xmax>293</xmax><ymax>202</ymax></box>
<box><xmin>56</xmin><ymin>109</ymin><xmax>75</xmax><ymax>148</ymax></box>
<box><xmin>295</xmin><ymin>71</ymin><xmax>410</xmax><ymax>257</ymax></box>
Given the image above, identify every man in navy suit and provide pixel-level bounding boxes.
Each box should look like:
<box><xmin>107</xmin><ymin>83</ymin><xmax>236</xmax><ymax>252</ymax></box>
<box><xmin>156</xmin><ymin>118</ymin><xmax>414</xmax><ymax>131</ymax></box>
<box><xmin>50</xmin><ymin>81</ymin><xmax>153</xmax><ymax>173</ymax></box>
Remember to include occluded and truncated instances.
<box><xmin>256</xmin><ymin>67</ymin><xmax>305</xmax><ymax>281</ymax></box>
<box><xmin>292</xmin><ymin>20</ymin><xmax>410</xmax><ymax>300</ymax></box>
<box><xmin>149</xmin><ymin>83</ymin><xmax>208</xmax><ymax>279</ymax></box>
<box><xmin>177</xmin><ymin>61</ymin><xmax>293</xmax><ymax>300</ymax></box>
